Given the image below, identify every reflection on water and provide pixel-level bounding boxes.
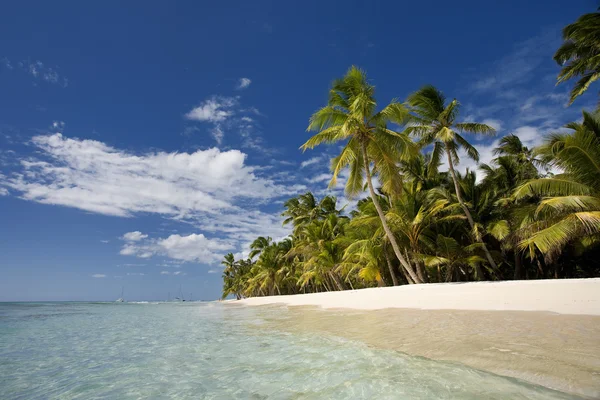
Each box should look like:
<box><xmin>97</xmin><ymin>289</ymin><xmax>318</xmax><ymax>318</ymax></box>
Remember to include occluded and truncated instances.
<box><xmin>245</xmin><ymin>305</ymin><xmax>600</xmax><ymax>398</ymax></box>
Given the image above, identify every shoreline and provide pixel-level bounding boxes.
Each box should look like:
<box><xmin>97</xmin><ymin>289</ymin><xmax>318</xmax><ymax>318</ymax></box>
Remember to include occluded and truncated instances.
<box><xmin>232</xmin><ymin>278</ymin><xmax>600</xmax><ymax>315</ymax></box>
<box><xmin>232</xmin><ymin>279</ymin><xmax>600</xmax><ymax>397</ymax></box>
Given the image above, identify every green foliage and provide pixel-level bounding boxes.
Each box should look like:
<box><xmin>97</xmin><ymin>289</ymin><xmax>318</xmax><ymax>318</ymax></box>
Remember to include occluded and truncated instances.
<box><xmin>554</xmin><ymin>10</ymin><xmax>600</xmax><ymax>104</ymax></box>
<box><xmin>222</xmin><ymin>57</ymin><xmax>600</xmax><ymax>298</ymax></box>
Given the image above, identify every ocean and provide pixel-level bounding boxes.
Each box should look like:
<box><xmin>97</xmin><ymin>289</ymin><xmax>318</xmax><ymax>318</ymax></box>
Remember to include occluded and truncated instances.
<box><xmin>0</xmin><ymin>301</ymin><xmax>583</xmax><ymax>399</ymax></box>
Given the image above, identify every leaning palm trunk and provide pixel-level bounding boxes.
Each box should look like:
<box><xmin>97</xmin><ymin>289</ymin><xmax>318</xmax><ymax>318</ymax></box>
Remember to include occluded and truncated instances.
<box><xmin>329</xmin><ymin>271</ymin><xmax>346</xmax><ymax>291</ymax></box>
<box><xmin>445</xmin><ymin>148</ymin><xmax>498</xmax><ymax>271</ymax></box>
<box><xmin>383</xmin><ymin>249</ymin><xmax>399</xmax><ymax>286</ymax></box>
<box><xmin>362</xmin><ymin>142</ymin><xmax>422</xmax><ymax>283</ymax></box>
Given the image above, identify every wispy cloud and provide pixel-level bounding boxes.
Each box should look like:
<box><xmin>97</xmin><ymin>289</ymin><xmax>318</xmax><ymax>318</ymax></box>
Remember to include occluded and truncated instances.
<box><xmin>470</xmin><ymin>31</ymin><xmax>558</xmax><ymax>94</ymax></box>
<box><xmin>300</xmin><ymin>156</ymin><xmax>324</xmax><ymax>169</ymax></box>
<box><xmin>183</xmin><ymin>96</ymin><xmax>270</xmax><ymax>149</ymax></box>
<box><xmin>160</xmin><ymin>271</ymin><xmax>170</xmax><ymax>275</ymax></box>
<box><xmin>236</xmin><ymin>78</ymin><xmax>252</xmax><ymax>90</ymax></box>
<box><xmin>458</xmin><ymin>28</ymin><xmax>594</xmax><ymax>176</ymax></box>
<box><xmin>91</xmin><ymin>274</ymin><xmax>106</xmax><ymax>278</ymax></box>
<box><xmin>307</xmin><ymin>173</ymin><xmax>331</xmax><ymax>183</ymax></box>
<box><xmin>1</xmin><ymin>58</ymin><xmax>68</xmax><ymax>87</ymax></box>
<box><xmin>51</xmin><ymin>121</ymin><xmax>66</xmax><ymax>132</ymax></box>
<box><xmin>126</xmin><ymin>272</ymin><xmax>145</xmax><ymax>276</ymax></box>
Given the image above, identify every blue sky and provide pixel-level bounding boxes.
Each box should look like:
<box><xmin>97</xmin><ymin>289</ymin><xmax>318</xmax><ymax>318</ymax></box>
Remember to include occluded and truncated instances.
<box><xmin>0</xmin><ymin>1</ymin><xmax>596</xmax><ymax>301</ymax></box>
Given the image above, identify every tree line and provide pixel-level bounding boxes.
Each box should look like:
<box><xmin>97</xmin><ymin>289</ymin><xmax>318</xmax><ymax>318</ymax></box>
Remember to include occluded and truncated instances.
<box><xmin>221</xmin><ymin>9</ymin><xmax>600</xmax><ymax>298</ymax></box>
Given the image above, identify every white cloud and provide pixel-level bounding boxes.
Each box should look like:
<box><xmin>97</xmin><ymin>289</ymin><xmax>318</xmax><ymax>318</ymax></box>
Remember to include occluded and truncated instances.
<box><xmin>92</xmin><ymin>274</ymin><xmax>106</xmax><ymax>278</ymax></box>
<box><xmin>173</xmin><ymin>271</ymin><xmax>186</xmax><ymax>276</ymax></box>
<box><xmin>1</xmin><ymin>133</ymin><xmax>302</xmax><ymax>264</ymax></box>
<box><xmin>3</xmin><ymin>134</ymin><xmax>298</xmax><ymax>217</ymax></box>
<box><xmin>300</xmin><ymin>156</ymin><xmax>324</xmax><ymax>168</ymax></box>
<box><xmin>0</xmin><ymin>187</ymin><xmax>8</xmax><ymax>196</ymax></box>
<box><xmin>307</xmin><ymin>173</ymin><xmax>331</xmax><ymax>184</ymax></box>
<box><xmin>208</xmin><ymin>269</ymin><xmax>219</xmax><ymax>274</ymax></box>
<box><xmin>211</xmin><ymin>126</ymin><xmax>224</xmax><ymax>144</ymax></box>
<box><xmin>236</xmin><ymin>78</ymin><xmax>252</xmax><ymax>90</ymax></box>
<box><xmin>100</xmin><ymin>240</ymin><xmax>109</xmax><ymax>243</ymax></box>
<box><xmin>126</xmin><ymin>272</ymin><xmax>145</xmax><ymax>276</ymax></box>
<box><xmin>122</xmin><ymin>231</ymin><xmax>148</xmax><ymax>242</ymax></box>
<box><xmin>512</xmin><ymin>126</ymin><xmax>544</xmax><ymax>147</ymax></box>
<box><xmin>482</xmin><ymin>119</ymin><xmax>503</xmax><ymax>132</ymax></box>
<box><xmin>185</xmin><ymin>96</ymin><xmax>236</xmax><ymax>123</ymax></box>
<box><xmin>120</xmin><ymin>233</ymin><xmax>233</xmax><ymax>264</ymax></box>
<box><xmin>160</xmin><ymin>271</ymin><xmax>170</xmax><ymax>275</ymax></box>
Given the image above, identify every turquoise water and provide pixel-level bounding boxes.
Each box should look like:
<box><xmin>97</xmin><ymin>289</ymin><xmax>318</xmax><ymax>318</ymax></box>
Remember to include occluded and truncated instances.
<box><xmin>0</xmin><ymin>302</ymin><xmax>580</xmax><ymax>399</ymax></box>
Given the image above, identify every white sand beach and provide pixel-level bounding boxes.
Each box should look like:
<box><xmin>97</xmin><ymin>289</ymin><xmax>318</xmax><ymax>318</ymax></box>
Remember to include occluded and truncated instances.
<box><xmin>235</xmin><ymin>278</ymin><xmax>600</xmax><ymax>315</ymax></box>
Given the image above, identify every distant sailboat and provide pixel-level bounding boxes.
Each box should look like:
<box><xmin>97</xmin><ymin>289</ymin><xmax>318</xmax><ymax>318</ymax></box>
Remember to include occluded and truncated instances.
<box><xmin>116</xmin><ymin>287</ymin><xmax>125</xmax><ymax>303</ymax></box>
<box><xmin>174</xmin><ymin>285</ymin><xmax>185</xmax><ymax>302</ymax></box>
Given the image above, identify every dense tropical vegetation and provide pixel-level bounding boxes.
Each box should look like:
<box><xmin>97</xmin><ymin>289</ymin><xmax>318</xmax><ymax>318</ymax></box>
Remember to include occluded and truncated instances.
<box><xmin>222</xmin><ymin>10</ymin><xmax>600</xmax><ymax>298</ymax></box>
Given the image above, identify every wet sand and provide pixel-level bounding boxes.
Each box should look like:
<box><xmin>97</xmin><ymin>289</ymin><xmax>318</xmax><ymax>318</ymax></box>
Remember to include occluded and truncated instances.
<box><xmin>248</xmin><ymin>305</ymin><xmax>600</xmax><ymax>398</ymax></box>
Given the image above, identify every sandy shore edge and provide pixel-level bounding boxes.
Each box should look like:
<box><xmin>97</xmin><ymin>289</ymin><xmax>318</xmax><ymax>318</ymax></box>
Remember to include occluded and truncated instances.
<box><xmin>230</xmin><ymin>278</ymin><xmax>600</xmax><ymax>315</ymax></box>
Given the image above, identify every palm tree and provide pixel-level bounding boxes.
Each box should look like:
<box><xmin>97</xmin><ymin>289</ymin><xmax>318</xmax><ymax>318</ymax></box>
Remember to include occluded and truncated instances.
<box><xmin>300</xmin><ymin>66</ymin><xmax>421</xmax><ymax>283</ymax></box>
<box><xmin>282</xmin><ymin>192</ymin><xmax>339</xmax><ymax>234</ymax></box>
<box><xmin>422</xmin><ymin>235</ymin><xmax>487</xmax><ymax>282</ymax></box>
<box><xmin>252</xmin><ymin>239</ymin><xmax>293</xmax><ymax>296</ymax></box>
<box><xmin>344</xmin><ymin>197</ymin><xmax>405</xmax><ymax>285</ymax></box>
<box><xmin>293</xmin><ymin>213</ymin><xmax>349</xmax><ymax>291</ymax></box>
<box><xmin>249</xmin><ymin>236</ymin><xmax>272</xmax><ymax>259</ymax></box>
<box><xmin>481</xmin><ymin>152</ymin><xmax>540</xmax><ymax>280</ymax></box>
<box><xmin>514</xmin><ymin>110</ymin><xmax>600</xmax><ymax>259</ymax></box>
<box><xmin>554</xmin><ymin>10</ymin><xmax>600</xmax><ymax>105</ymax></box>
<box><xmin>406</xmin><ymin>85</ymin><xmax>498</xmax><ymax>270</ymax></box>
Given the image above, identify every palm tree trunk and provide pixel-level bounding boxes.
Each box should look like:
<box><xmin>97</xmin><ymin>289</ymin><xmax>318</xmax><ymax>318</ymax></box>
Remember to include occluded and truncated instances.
<box><xmin>329</xmin><ymin>272</ymin><xmax>346</xmax><ymax>291</ymax></box>
<box><xmin>361</xmin><ymin>141</ymin><xmax>422</xmax><ymax>284</ymax></box>
<box><xmin>384</xmin><ymin>250</ymin><xmax>399</xmax><ymax>286</ymax></box>
<box><xmin>407</xmin><ymin>247</ymin><xmax>428</xmax><ymax>283</ymax></box>
<box><xmin>513</xmin><ymin>249</ymin><xmax>522</xmax><ymax>280</ymax></box>
<box><xmin>445</xmin><ymin>147</ymin><xmax>498</xmax><ymax>271</ymax></box>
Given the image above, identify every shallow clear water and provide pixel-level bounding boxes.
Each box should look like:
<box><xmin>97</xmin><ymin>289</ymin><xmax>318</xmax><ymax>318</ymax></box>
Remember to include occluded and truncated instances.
<box><xmin>0</xmin><ymin>302</ymin><xmax>581</xmax><ymax>399</ymax></box>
